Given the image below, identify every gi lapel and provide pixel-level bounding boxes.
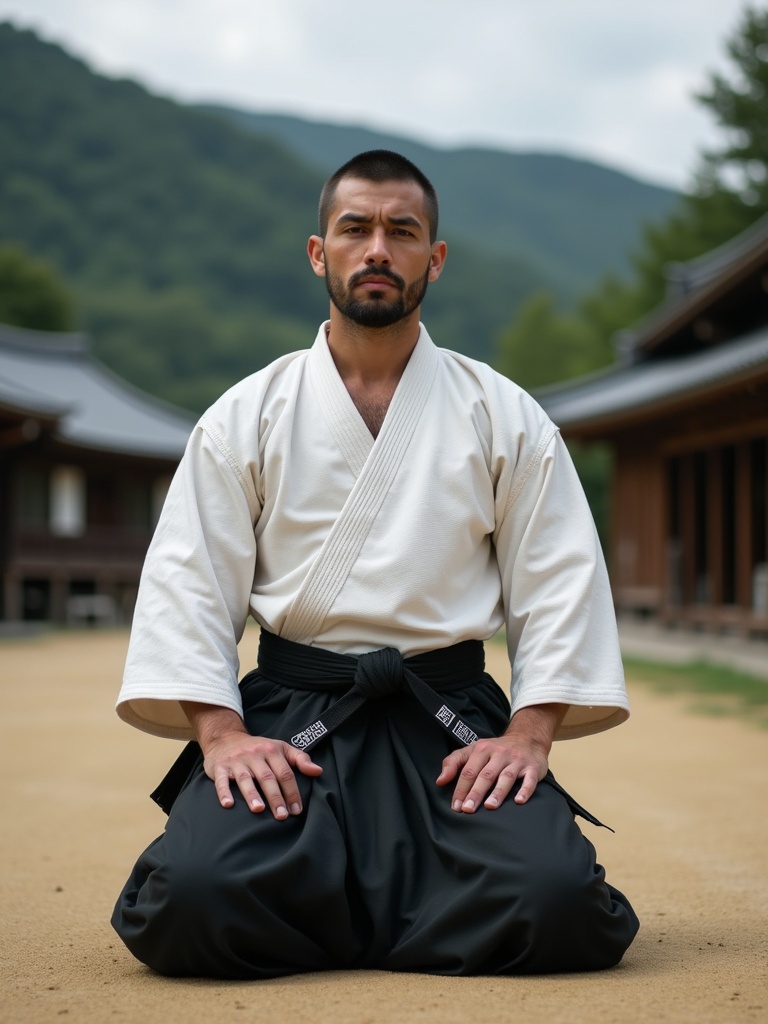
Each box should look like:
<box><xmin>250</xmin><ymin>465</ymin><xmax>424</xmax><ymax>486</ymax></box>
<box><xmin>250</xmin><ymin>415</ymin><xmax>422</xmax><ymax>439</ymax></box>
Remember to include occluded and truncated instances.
<box><xmin>307</xmin><ymin>326</ymin><xmax>374</xmax><ymax>479</ymax></box>
<box><xmin>281</xmin><ymin>327</ymin><xmax>439</xmax><ymax>644</ymax></box>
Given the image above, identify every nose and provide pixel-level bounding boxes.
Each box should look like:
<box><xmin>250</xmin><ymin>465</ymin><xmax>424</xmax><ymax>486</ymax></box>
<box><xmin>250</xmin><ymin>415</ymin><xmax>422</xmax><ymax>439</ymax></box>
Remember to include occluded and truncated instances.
<box><xmin>365</xmin><ymin>227</ymin><xmax>391</xmax><ymax>265</ymax></box>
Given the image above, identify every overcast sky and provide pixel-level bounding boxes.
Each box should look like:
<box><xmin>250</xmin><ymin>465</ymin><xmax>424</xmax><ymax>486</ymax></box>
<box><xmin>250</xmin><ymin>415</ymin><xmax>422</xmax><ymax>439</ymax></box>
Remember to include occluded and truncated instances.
<box><xmin>1</xmin><ymin>0</ymin><xmax>754</xmax><ymax>188</ymax></box>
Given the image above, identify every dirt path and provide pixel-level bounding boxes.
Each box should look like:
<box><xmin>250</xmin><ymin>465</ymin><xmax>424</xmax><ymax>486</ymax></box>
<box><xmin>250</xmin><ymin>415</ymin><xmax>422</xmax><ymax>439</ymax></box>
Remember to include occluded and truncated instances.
<box><xmin>1</xmin><ymin>628</ymin><xmax>766</xmax><ymax>1024</ymax></box>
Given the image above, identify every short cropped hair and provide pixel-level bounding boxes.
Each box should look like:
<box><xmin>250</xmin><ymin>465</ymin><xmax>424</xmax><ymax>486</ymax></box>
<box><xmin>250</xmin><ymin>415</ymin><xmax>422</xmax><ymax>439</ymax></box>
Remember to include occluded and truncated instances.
<box><xmin>318</xmin><ymin>150</ymin><xmax>439</xmax><ymax>242</ymax></box>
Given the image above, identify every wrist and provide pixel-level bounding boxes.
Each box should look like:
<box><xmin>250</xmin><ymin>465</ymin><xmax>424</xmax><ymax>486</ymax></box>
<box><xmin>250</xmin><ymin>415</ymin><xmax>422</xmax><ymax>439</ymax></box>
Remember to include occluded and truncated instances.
<box><xmin>181</xmin><ymin>701</ymin><xmax>247</xmax><ymax>749</ymax></box>
<box><xmin>503</xmin><ymin>702</ymin><xmax>568</xmax><ymax>751</ymax></box>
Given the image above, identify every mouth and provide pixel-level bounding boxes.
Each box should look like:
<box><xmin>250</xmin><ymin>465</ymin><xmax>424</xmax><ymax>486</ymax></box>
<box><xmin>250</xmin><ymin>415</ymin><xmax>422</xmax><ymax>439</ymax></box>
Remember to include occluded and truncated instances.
<box><xmin>351</xmin><ymin>269</ymin><xmax>404</xmax><ymax>291</ymax></box>
<box><xmin>359</xmin><ymin>279</ymin><xmax>396</xmax><ymax>291</ymax></box>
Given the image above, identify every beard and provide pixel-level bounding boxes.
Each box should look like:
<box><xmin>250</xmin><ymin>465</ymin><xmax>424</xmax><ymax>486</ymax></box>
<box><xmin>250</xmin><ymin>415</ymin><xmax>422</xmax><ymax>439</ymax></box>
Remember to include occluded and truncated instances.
<box><xmin>324</xmin><ymin>262</ymin><xmax>431</xmax><ymax>328</ymax></box>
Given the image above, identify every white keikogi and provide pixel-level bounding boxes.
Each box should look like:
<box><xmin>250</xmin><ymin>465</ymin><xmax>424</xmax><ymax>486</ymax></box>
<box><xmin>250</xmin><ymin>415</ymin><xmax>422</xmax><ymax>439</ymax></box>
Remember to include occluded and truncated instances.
<box><xmin>117</xmin><ymin>323</ymin><xmax>630</xmax><ymax>742</ymax></box>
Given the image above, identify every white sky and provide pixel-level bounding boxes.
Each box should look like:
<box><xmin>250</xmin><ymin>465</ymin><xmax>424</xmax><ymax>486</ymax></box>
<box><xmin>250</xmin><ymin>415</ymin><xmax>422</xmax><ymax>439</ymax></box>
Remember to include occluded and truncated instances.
<box><xmin>0</xmin><ymin>0</ymin><xmax>754</xmax><ymax>188</ymax></box>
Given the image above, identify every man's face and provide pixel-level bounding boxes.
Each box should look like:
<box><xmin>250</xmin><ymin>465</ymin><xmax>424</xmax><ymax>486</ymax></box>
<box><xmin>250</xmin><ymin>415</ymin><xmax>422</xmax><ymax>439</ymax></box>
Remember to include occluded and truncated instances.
<box><xmin>309</xmin><ymin>177</ymin><xmax>444</xmax><ymax>329</ymax></box>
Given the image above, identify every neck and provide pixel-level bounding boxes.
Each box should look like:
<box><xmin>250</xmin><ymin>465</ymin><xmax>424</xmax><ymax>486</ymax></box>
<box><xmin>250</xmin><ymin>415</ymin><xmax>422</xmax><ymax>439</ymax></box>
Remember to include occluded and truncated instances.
<box><xmin>325</xmin><ymin>307</ymin><xmax>421</xmax><ymax>386</ymax></box>
<box><xmin>324</xmin><ymin>309</ymin><xmax>422</xmax><ymax>439</ymax></box>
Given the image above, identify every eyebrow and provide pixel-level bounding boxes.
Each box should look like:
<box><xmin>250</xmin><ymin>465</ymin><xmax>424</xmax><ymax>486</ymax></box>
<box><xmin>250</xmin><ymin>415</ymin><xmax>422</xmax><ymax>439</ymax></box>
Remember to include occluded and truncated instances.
<box><xmin>335</xmin><ymin>211</ymin><xmax>423</xmax><ymax>230</ymax></box>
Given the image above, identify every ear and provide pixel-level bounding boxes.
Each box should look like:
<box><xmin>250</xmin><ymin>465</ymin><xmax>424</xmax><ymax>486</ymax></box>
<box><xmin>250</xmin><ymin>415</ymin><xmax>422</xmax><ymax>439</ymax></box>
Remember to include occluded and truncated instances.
<box><xmin>307</xmin><ymin>235</ymin><xmax>326</xmax><ymax>277</ymax></box>
<box><xmin>428</xmin><ymin>241</ymin><xmax>447</xmax><ymax>283</ymax></box>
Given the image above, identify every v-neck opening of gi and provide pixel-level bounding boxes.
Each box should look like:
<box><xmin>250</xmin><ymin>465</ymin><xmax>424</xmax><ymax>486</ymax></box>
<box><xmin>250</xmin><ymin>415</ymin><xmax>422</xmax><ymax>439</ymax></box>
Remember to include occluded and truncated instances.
<box><xmin>308</xmin><ymin>323</ymin><xmax>436</xmax><ymax>479</ymax></box>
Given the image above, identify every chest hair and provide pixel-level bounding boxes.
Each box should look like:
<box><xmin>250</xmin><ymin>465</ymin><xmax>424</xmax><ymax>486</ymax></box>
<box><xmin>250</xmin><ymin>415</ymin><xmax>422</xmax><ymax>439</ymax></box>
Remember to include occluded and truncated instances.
<box><xmin>346</xmin><ymin>383</ymin><xmax>397</xmax><ymax>438</ymax></box>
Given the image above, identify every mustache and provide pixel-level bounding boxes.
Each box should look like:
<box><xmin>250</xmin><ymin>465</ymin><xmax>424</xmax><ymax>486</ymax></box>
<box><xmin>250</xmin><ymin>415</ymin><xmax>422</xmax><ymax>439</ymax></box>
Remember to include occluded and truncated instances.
<box><xmin>349</xmin><ymin>265</ymin><xmax>405</xmax><ymax>289</ymax></box>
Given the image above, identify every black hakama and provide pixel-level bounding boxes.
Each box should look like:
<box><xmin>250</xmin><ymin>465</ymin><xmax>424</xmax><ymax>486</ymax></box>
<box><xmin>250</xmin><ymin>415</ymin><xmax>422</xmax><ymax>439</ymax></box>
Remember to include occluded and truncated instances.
<box><xmin>112</xmin><ymin>632</ymin><xmax>639</xmax><ymax>977</ymax></box>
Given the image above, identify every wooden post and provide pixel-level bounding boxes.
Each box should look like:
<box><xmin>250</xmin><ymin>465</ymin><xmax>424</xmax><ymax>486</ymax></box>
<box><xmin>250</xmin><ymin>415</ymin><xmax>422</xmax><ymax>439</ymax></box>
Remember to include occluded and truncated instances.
<box><xmin>735</xmin><ymin>442</ymin><xmax>753</xmax><ymax>626</ymax></box>
<box><xmin>679</xmin><ymin>454</ymin><xmax>696</xmax><ymax>609</ymax></box>
<box><xmin>708</xmin><ymin>448</ymin><xmax>723</xmax><ymax>610</ymax></box>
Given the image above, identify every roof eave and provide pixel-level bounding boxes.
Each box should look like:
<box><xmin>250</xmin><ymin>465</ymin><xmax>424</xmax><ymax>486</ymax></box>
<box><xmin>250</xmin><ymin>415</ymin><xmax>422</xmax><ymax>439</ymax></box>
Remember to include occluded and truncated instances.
<box><xmin>617</xmin><ymin>215</ymin><xmax>768</xmax><ymax>360</ymax></box>
<box><xmin>553</xmin><ymin>359</ymin><xmax>768</xmax><ymax>438</ymax></box>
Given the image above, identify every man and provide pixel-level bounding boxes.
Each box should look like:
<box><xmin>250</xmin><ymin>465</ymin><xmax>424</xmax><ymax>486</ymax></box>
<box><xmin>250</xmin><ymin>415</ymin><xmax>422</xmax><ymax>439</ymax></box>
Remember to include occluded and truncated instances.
<box><xmin>112</xmin><ymin>150</ymin><xmax>639</xmax><ymax>977</ymax></box>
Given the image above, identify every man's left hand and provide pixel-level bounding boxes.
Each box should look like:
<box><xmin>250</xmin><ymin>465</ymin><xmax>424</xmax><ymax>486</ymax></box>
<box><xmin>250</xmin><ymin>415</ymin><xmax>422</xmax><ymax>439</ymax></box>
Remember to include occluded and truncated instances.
<box><xmin>435</xmin><ymin>703</ymin><xmax>567</xmax><ymax>812</ymax></box>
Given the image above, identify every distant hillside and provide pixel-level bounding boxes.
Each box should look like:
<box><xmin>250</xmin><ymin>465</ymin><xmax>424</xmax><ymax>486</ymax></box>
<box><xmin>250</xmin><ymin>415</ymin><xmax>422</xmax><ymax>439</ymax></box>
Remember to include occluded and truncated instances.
<box><xmin>201</xmin><ymin>108</ymin><xmax>680</xmax><ymax>299</ymax></box>
<box><xmin>0</xmin><ymin>23</ymin><xmax>550</xmax><ymax>408</ymax></box>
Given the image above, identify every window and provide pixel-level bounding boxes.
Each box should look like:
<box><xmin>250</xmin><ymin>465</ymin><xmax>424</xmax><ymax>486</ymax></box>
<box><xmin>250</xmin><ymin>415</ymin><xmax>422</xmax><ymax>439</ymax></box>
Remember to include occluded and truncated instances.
<box><xmin>49</xmin><ymin>466</ymin><xmax>86</xmax><ymax>536</ymax></box>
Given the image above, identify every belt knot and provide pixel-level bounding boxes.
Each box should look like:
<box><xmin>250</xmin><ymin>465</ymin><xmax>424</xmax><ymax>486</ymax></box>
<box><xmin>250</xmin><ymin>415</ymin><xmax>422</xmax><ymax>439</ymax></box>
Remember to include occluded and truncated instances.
<box><xmin>353</xmin><ymin>647</ymin><xmax>404</xmax><ymax>699</ymax></box>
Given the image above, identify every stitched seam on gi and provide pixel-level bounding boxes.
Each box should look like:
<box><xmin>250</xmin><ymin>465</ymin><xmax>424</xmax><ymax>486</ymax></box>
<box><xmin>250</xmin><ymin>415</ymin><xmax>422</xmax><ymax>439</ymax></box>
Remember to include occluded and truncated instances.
<box><xmin>502</xmin><ymin>424</ymin><xmax>559</xmax><ymax>519</ymax></box>
<box><xmin>200</xmin><ymin>414</ymin><xmax>256</xmax><ymax>501</ymax></box>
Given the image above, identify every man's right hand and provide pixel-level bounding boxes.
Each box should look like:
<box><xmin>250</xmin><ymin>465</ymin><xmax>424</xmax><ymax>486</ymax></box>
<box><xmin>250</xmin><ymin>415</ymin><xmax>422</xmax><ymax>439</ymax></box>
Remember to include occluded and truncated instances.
<box><xmin>181</xmin><ymin>702</ymin><xmax>323</xmax><ymax>818</ymax></box>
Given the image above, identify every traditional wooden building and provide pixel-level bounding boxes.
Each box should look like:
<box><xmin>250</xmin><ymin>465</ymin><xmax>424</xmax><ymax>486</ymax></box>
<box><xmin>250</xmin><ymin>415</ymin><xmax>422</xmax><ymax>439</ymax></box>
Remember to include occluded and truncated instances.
<box><xmin>0</xmin><ymin>323</ymin><xmax>194</xmax><ymax>624</ymax></box>
<box><xmin>538</xmin><ymin>215</ymin><xmax>768</xmax><ymax>637</ymax></box>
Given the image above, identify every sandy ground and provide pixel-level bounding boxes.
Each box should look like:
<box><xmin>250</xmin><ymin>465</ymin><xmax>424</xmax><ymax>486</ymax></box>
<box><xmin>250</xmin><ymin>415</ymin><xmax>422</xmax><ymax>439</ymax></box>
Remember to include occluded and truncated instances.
<box><xmin>1</xmin><ymin>627</ymin><xmax>766</xmax><ymax>1024</ymax></box>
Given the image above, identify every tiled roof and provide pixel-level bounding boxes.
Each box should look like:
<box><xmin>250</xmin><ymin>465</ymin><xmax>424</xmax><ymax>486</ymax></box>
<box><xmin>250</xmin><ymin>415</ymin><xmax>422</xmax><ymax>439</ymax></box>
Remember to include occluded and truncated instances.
<box><xmin>0</xmin><ymin>370</ymin><xmax>70</xmax><ymax>418</ymax></box>
<box><xmin>0</xmin><ymin>323</ymin><xmax>195</xmax><ymax>458</ymax></box>
<box><xmin>537</xmin><ymin>325</ymin><xmax>768</xmax><ymax>431</ymax></box>
<box><xmin>664</xmin><ymin>213</ymin><xmax>768</xmax><ymax>298</ymax></box>
<box><xmin>614</xmin><ymin>213</ymin><xmax>768</xmax><ymax>360</ymax></box>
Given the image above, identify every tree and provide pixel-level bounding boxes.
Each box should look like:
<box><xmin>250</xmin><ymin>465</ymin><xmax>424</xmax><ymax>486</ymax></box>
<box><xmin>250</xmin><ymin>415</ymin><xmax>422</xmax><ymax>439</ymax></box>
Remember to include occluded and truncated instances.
<box><xmin>494</xmin><ymin>4</ymin><xmax>768</xmax><ymax>384</ymax></box>
<box><xmin>495</xmin><ymin>292</ymin><xmax>597</xmax><ymax>390</ymax></box>
<box><xmin>695</xmin><ymin>4</ymin><xmax>768</xmax><ymax>217</ymax></box>
<box><xmin>493</xmin><ymin>6</ymin><xmax>768</xmax><ymax>535</ymax></box>
<box><xmin>0</xmin><ymin>243</ymin><xmax>74</xmax><ymax>330</ymax></box>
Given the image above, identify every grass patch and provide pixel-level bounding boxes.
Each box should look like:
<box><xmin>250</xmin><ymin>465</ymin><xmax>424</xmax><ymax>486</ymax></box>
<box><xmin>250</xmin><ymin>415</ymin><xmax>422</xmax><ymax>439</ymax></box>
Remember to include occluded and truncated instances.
<box><xmin>623</xmin><ymin>657</ymin><xmax>768</xmax><ymax>728</ymax></box>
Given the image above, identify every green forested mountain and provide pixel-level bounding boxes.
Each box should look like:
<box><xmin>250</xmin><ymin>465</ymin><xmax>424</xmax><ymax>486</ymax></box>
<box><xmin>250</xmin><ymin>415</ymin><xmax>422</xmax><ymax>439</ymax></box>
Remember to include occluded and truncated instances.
<box><xmin>200</xmin><ymin>108</ymin><xmax>679</xmax><ymax>299</ymax></box>
<box><xmin>0</xmin><ymin>23</ymin><xmax>550</xmax><ymax>408</ymax></box>
<box><xmin>0</xmin><ymin>23</ymin><xmax>325</xmax><ymax>409</ymax></box>
<box><xmin>0</xmin><ymin>22</ymin><xmax>675</xmax><ymax>411</ymax></box>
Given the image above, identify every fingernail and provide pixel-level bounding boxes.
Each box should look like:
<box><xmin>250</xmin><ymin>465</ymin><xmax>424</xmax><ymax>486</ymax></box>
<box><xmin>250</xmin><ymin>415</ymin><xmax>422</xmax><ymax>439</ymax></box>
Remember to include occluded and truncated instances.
<box><xmin>276</xmin><ymin>805</ymin><xmax>288</xmax><ymax>819</ymax></box>
<box><xmin>452</xmin><ymin>800</ymin><xmax>462</xmax><ymax>812</ymax></box>
<box><xmin>250</xmin><ymin>799</ymin><xmax>263</xmax><ymax>811</ymax></box>
<box><xmin>485</xmin><ymin>796</ymin><xmax>498</xmax><ymax>808</ymax></box>
<box><xmin>290</xmin><ymin>803</ymin><xmax>301</xmax><ymax>815</ymax></box>
<box><xmin>462</xmin><ymin>799</ymin><xmax>475</xmax><ymax>812</ymax></box>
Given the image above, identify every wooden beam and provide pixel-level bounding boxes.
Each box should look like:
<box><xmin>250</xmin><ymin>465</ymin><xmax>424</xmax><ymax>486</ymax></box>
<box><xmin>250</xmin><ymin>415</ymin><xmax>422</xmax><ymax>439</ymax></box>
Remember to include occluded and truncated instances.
<box><xmin>559</xmin><ymin>371</ymin><xmax>768</xmax><ymax>443</ymax></box>
<box><xmin>661</xmin><ymin>414</ymin><xmax>768</xmax><ymax>456</ymax></box>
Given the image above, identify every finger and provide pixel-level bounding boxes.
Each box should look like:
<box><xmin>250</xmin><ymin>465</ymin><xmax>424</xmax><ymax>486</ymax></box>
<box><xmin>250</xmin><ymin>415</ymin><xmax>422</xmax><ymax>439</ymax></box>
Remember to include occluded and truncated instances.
<box><xmin>451</xmin><ymin>754</ymin><xmax>495</xmax><ymax>812</ymax></box>
<box><xmin>483</xmin><ymin>766</ymin><xmax>522</xmax><ymax>809</ymax></box>
<box><xmin>459</xmin><ymin>761</ymin><xmax>515</xmax><ymax>813</ymax></box>
<box><xmin>213</xmin><ymin>766</ymin><xmax>236</xmax><ymax>809</ymax></box>
<box><xmin>250</xmin><ymin>765</ymin><xmax>291</xmax><ymax>819</ymax></box>
<box><xmin>291</xmin><ymin>749</ymin><xmax>324</xmax><ymax>777</ymax></box>
<box><xmin>275</xmin><ymin>747</ymin><xmax>322</xmax><ymax>813</ymax></box>
<box><xmin>214</xmin><ymin>763</ymin><xmax>265</xmax><ymax>813</ymax></box>
<box><xmin>252</xmin><ymin>749</ymin><xmax>306</xmax><ymax>819</ymax></box>
<box><xmin>235</xmin><ymin>745</ymin><xmax>322</xmax><ymax>818</ymax></box>
<box><xmin>435</xmin><ymin>749</ymin><xmax>467</xmax><ymax>786</ymax></box>
<box><xmin>230</xmin><ymin>764</ymin><xmax>267</xmax><ymax>813</ymax></box>
<box><xmin>513</xmin><ymin>766</ymin><xmax>541</xmax><ymax>804</ymax></box>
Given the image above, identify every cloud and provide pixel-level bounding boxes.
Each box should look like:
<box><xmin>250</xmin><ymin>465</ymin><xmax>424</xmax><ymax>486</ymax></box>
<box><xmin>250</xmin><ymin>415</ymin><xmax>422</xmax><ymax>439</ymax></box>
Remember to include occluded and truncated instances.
<box><xmin>0</xmin><ymin>0</ymin><xmax>750</xmax><ymax>186</ymax></box>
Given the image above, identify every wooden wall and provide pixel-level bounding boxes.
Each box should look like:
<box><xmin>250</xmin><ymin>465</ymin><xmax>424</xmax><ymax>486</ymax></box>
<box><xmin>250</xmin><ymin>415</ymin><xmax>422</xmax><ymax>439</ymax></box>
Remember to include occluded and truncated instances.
<box><xmin>601</xmin><ymin>378</ymin><xmax>768</xmax><ymax>635</ymax></box>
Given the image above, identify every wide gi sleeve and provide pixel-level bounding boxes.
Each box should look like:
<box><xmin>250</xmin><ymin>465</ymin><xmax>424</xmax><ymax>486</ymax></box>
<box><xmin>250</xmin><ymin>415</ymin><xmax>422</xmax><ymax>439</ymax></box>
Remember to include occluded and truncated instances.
<box><xmin>494</xmin><ymin>427</ymin><xmax>630</xmax><ymax>740</ymax></box>
<box><xmin>116</xmin><ymin>414</ymin><xmax>261</xmax><ymax>739</ymax></box>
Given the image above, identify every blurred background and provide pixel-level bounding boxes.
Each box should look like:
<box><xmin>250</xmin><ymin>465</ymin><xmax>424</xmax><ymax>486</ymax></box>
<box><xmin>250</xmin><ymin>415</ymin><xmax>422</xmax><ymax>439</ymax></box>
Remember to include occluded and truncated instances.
<box><xmin>0</xmin><ymin>1</ymin><xmax>766</xmax><ymax>639</ymax></box>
